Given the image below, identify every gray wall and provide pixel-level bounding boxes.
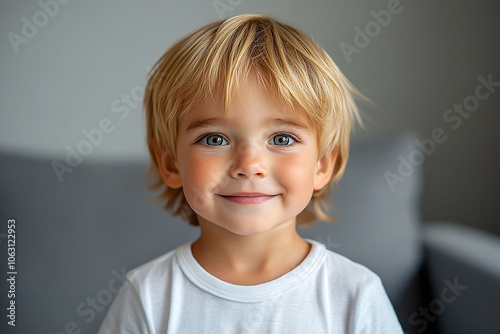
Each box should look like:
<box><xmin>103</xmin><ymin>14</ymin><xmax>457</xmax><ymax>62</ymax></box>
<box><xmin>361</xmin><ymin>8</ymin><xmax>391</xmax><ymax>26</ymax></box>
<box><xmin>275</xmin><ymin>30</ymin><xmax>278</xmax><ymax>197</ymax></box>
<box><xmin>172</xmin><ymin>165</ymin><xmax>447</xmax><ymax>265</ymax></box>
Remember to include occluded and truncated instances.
<box><xmin>1</xmin><ymin>0</ymin><xmax>499</xmax><ymax>235</ymax></box>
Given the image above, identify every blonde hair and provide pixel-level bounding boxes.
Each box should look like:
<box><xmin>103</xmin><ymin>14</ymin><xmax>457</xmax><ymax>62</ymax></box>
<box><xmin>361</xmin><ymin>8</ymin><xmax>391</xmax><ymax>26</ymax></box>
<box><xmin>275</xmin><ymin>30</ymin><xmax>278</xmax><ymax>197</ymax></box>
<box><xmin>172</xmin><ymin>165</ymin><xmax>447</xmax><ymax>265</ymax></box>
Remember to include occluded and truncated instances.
<box><xmin>144</xmin><ymin>14</ymin><xmax>363</xmax><ymax>226</ymax></box>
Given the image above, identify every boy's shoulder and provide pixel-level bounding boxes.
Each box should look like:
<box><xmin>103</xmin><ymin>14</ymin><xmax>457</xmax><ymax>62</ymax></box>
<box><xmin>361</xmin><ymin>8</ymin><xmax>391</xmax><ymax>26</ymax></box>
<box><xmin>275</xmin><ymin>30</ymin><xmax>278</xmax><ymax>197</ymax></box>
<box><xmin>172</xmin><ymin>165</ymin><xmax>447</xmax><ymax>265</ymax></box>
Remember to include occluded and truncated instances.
<box><xmin>319</xmin><ymin>242</ymin><xmax>384</xmax><ymax>291</ymax></box>
<box><xmin>124</xmin><ymin>244</ymin><xmax>182</xmax><ymax>285</ymax></box>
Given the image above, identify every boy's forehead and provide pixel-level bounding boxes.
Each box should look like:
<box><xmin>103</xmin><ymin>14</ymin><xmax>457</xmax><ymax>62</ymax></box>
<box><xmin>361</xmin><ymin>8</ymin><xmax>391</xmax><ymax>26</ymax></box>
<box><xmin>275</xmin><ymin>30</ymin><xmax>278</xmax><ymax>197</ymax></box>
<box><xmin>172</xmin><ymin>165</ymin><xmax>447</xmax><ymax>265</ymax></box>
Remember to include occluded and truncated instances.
<box><xmin>180</xmin><ymin>98</ymin><xmax>314</xmax><ymax>132</ymax></box>
<box><xmin>180</xmin><ymin>81</ymin><xmax>315</xmax><ymax>131</ymax></box>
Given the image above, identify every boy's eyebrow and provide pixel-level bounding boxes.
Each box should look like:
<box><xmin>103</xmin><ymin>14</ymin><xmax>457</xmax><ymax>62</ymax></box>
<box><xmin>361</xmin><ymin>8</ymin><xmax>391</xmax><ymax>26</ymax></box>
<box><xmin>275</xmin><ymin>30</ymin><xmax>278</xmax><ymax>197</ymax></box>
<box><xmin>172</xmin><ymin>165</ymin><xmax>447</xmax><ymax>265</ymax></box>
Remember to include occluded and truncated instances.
<box><xmin>185</xmin><ymin>117</ymin><xmax>309</xmax><ymax>132</ymax></box>
<box><xmin>266</xmin><ymin>118</ymin><xmax>309</xmax><ymax>129</ymax></box>
<box><xmin>185</xmin><ymin>118</ymin><xmax>225</xmax><ymax>132</ymax></box>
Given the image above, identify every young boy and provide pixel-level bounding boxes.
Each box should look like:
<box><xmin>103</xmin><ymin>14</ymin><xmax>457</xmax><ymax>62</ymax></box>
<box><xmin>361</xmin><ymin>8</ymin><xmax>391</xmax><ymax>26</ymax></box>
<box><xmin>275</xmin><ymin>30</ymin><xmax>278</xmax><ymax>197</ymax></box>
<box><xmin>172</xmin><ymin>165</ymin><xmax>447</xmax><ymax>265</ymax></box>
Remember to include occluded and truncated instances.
<box><xmin>99</xmin><ymin>14</ymin><xmax>404</xmax><ymax>333</ymax></box>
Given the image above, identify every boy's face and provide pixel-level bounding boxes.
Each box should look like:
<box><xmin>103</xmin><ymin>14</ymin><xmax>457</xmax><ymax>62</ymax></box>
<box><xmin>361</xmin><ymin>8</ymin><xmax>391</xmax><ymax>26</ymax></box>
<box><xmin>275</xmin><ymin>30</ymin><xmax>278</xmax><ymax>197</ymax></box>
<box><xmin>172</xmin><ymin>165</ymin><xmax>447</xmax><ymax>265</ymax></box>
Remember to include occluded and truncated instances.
<box><xmin>158</xmin><ymin>78</ymin><xmax>336</xmax><ymax>236</ymax></box>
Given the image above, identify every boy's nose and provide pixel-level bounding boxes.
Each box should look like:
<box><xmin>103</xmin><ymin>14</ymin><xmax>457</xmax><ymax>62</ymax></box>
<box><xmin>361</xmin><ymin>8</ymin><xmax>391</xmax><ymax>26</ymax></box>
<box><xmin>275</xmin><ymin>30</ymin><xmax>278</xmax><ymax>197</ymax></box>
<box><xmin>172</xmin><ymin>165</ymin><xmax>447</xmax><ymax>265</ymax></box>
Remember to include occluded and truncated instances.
<box><xmin>229</xmin><ymin>143</ymin><xmax>268</xmax><ymax>179</ymax></box>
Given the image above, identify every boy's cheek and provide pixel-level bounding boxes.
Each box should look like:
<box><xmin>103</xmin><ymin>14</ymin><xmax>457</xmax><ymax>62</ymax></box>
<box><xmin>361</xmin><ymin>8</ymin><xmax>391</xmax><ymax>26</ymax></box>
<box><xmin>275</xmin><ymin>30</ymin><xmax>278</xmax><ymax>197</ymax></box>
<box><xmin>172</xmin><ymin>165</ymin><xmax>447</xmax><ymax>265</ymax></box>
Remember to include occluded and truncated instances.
<box><xmin>274</xmin><ymin>153</ymin><xmax>316</xmax><ymax>175</ymax></box>
<box><xmin>179</xmin><ymin>154</ymin><xmax>225</xmax><ymax>188</ymax></box>
<box><xmin>272</xmin><ymin>154</ymin><xmax>318</xmax><ymax>189</ymax></box>
<box><xmin>183</xmin><ymin>185</ymin><xmax>210</xmax><ymax>213</ymax></box>
<box><xmin>181</xmin><ymin>166</ymin><xmax>226</xmax><ymax>214</ymax></box>
<box><xmin>180</xmin><ymin>166</ymin><xmax>217</xmax><ymax>212</ymax></box>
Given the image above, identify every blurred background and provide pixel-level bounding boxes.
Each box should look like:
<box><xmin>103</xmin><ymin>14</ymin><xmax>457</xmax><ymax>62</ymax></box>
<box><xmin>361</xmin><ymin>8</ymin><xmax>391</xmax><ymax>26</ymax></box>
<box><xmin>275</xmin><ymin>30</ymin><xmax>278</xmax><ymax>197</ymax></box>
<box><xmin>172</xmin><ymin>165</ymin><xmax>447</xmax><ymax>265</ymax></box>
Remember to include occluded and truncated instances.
<box><xmin>1</xmin><ymin>0</ymin><xmax>499</xmax><ymax>236</ymax></box>
<box><xmin>1</xmin><ymin>0</ymin><xmax>499</xmax><ymax>333</ymax></box>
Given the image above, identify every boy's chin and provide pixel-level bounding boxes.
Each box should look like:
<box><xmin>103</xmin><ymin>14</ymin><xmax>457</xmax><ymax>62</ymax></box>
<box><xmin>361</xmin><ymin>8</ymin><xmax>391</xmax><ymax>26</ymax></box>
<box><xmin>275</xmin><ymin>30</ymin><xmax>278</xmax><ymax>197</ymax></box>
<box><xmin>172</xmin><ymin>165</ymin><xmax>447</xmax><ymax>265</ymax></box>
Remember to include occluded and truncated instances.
<box><xmin>197</xmin><ymin>215</ymin><xmax>297</xmax><ymax>237</ymax></box>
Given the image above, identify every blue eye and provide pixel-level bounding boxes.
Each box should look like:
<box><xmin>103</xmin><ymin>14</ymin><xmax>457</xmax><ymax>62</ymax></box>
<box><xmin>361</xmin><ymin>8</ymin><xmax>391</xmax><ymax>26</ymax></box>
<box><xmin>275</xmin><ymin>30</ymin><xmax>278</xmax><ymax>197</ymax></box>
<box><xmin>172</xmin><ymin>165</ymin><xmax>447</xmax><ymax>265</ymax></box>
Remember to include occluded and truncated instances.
<box><xmin>270</xmin><ymin>133</ymin><xmax>298</xmax><ymax>146</ymax></box>
<box><xmin>199</xmin><ymin>134</ymin><xmax>229</xmax><ymax>146</ymax></box>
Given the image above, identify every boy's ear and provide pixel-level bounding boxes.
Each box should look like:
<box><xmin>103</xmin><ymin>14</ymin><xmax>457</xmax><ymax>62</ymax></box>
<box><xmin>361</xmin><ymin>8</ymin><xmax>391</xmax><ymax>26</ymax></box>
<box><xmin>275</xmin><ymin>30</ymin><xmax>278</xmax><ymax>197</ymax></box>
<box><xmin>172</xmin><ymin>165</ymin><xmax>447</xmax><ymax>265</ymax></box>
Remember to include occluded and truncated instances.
<box><xmin>313</xmin><ymin>149</ymin><xmax>339</xmax><ymax>190</ymax></box>
<box><xmin>153</xmin><ymin>141</ymin><xmax>183</xmax><ymax>189</ymax></box>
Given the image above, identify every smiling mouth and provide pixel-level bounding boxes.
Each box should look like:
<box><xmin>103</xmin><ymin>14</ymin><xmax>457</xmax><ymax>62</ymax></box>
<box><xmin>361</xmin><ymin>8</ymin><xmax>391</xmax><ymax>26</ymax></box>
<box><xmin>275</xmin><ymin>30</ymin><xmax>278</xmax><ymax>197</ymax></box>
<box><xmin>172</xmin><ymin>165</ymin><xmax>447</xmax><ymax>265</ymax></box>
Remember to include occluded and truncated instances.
<box><xmin>218</xmin><ymin>193</ymin><xmax>277</xmax><ymax>205</ymax></box>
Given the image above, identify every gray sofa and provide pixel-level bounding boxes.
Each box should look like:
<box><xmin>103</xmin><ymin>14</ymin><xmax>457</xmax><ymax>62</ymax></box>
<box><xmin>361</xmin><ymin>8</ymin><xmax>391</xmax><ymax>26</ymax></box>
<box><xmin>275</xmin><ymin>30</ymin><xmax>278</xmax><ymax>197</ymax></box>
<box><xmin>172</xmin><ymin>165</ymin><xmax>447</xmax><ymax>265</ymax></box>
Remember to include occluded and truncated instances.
<box><xmin>1</xmin><ymin>132</ymin><xmax>499</xmax><ymax>334</ymax></box>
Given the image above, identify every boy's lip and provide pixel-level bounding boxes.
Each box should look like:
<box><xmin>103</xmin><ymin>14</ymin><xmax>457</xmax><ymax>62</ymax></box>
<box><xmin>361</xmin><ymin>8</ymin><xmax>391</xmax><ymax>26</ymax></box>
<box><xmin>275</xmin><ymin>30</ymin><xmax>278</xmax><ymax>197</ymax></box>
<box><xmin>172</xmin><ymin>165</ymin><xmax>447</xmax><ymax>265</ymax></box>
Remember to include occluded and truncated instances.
<box><xmin>218</xmin><ymin>193</ymin><xmax>277</xmax><ymax>204</ymax></box>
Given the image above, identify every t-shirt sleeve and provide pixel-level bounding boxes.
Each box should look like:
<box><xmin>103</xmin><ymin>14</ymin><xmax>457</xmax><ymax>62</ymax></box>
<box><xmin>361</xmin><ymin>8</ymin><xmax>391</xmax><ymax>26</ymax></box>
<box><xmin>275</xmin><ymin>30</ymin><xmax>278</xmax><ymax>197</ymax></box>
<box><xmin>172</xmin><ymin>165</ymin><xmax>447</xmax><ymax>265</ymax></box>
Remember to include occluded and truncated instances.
<box><xmin>98</xmin><ymin>278</ymin><xmax>151</xmax><ymax>334</ymax></box>
<box><xmin>350</xmin><ymin>276</ymin><xmax>404</xmax><ymax>334</ymax></box>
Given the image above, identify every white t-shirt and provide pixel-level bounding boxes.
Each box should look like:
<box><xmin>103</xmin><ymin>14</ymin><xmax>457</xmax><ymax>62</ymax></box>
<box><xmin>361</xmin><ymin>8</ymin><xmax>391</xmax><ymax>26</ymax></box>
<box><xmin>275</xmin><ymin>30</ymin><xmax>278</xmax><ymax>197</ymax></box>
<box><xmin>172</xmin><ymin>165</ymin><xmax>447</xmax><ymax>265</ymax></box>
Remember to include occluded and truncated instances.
<box><xmin>98</xmin><ymin>239</ymin><xmax>404</xmax><ymax>333</ymax></box>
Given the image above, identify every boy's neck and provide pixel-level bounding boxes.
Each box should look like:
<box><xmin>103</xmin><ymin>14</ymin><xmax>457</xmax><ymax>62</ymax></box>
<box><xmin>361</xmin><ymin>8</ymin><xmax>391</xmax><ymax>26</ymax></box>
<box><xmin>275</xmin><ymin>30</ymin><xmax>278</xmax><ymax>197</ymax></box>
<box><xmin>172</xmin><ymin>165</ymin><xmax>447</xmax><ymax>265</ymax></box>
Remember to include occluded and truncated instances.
<box><xmin>191</xmin><ymin>217</ymin><xmax>311</xmax><ymax>286</ymax></box>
